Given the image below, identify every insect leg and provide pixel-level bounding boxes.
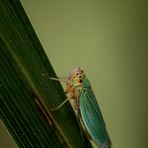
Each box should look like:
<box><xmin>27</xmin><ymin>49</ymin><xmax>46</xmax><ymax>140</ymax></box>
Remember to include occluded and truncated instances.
<box><xmin>50</xmin><ymin>77</ymin><xmax>68</xmax><ymax>83</ymax></box>
<box><xmin>51</xmin><ymin>98</ymin><xmax>69</xmax><ymax>111</ymax></box>
<box><xmin>42</xmin><ymin>73</ymin><xmax>69</xmax><ymax>83</ymax></box>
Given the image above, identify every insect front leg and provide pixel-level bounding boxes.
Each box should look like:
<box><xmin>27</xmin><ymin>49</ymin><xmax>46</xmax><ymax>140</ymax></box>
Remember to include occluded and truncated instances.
<box><xmin>42</xmin><ymin>73</ymin><xmax>72</xmax><ymax>84</ymax></box>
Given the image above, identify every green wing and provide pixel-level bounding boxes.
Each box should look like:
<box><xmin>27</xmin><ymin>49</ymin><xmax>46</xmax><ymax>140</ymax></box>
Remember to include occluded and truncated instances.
<box><xmin>79</xmin><ymin>83</ymin><xmax>111</xmax><ymax>147</ymax></box>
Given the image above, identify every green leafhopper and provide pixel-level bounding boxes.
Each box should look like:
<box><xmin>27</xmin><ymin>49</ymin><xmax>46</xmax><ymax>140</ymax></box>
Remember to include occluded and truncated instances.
<box><xmin>51</xmin><ymin>66</ymin><xmax>112</xmax><ymax>148</ymax></box>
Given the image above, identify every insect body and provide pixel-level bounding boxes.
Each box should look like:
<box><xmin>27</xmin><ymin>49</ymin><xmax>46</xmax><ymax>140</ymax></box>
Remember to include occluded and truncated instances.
<box><xmin>52</xmin><ymin>66</ymin><xmax>111</xmax><ymax>148</ymax></box>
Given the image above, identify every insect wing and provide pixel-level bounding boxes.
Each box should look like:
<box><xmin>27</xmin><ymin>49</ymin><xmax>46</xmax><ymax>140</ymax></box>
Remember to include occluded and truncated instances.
<box><xmin>79</xmin><ymin>86</ymin><xmax>110</xmax><ymax>147</ymax></box>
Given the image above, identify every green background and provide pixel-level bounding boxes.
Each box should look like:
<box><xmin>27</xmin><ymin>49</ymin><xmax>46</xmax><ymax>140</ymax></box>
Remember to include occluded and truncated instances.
<box><xmin>0</xmin><ymin>0</ymin><xmax>148</xmax><ymax>148</ymax></box>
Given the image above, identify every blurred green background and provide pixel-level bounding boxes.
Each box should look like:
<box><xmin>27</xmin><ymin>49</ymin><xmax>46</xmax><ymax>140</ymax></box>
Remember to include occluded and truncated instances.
<box><xmin>0</xmin><ymin>0</ymin><xmax>148</xmax><ymax>148</ymax></box>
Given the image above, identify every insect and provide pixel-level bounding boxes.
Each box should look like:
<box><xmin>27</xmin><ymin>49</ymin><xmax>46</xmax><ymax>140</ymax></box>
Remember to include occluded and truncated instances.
<box><xmin>50</xmin><ymin>66</ymin><xmax>112</xmax><ymax>148</ymax></box>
